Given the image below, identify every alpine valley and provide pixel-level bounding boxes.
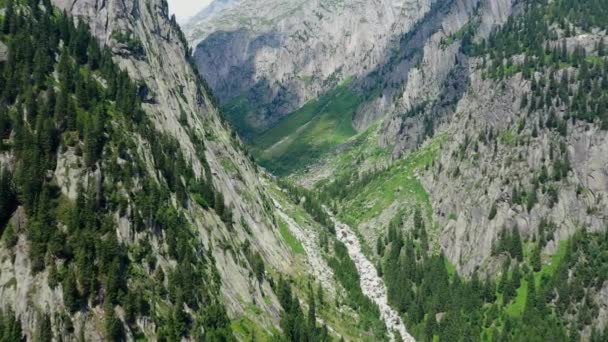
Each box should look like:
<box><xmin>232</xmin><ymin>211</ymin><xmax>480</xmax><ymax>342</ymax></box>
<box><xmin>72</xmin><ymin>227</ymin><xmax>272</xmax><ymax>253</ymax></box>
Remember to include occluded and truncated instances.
<box><xmin>0</xmin><ymin>0</ymin><xmax>608</xmax><ymax>341</ymax></box>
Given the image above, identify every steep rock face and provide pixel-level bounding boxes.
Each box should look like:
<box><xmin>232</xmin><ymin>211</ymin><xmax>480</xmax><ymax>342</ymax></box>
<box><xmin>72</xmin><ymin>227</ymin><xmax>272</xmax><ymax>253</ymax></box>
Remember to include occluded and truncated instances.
<box><xmin>186</xmin><ymin>0</ymin><xmax>521</xmax><ymax>172</ymax></box>
<box><xmin>420</xmin><ymin>66</ymin><xmax>608</xmax><ymax>276</ymax></box>
<box><xmin>378</xmin><ymin>0</ymin><xmax>518</xmax><ymax>155</ymax></box>
<box><xmin>286</xmin><ymin>0</ymin><xmax>518</xmax><ymax>183</ymax></box>
<box><xmin>385</xmin><ymin>2</ymin><xmax>608</xmax><ymax>282</ymax></box>
<box><xmin>318</xmin><ymin>0</ymin><xmax>607</xmax><ymax>278</ymax></box>
<box><xmin>51</xmin><ymin>0</ymin><xmax>291</xmax><ymax>295</ymax></box>
<box><xmin>0</xmin><ymin>0</ymin><xmax>302</xmax><ymax>339</ymax></box>
<box><xmin>187</xmin><ymin>0</ymin><xmax>437</xmax><ymax>131</ymax></box>
<box><xmin>0</xmin><ymin>41</ymin><xmax>7</xmax><ymax>62</ymax></box>
<box><xmin>53</xmin><ymin>0</ymin><xmax>285</xmax><ymax>256</ymax></box>
<box><xmin>184</xmin><ymin>0</ymin><xmax>243</xmax><ymax>26</ymax></box>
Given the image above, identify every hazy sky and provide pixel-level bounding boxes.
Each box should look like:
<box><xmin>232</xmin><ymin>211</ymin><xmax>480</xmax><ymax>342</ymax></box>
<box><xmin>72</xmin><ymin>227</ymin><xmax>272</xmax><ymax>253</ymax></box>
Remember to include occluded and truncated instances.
<box><xmin>167</xmin><ymin>0</ymin><xmax>212</xmax><ymax>23</ymax></box>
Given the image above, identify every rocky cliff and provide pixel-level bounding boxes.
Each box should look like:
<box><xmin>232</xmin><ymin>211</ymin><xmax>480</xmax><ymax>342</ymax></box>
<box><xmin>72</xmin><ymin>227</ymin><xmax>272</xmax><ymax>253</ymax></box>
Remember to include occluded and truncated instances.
<box><xmin>185</xmin><ymin>0</ymin><xmax>518</xmax><ymax>168</ymax></box>
<box><xmin>187</xmin><ymin>0</ymin><xmax>439</xmax><ymax>133</ymax></box>
<box><xmin>184</xmin><ymin>0</ymin><xmax>243</xmax><ymax>27</ymax></box>
<box><xmin>0</xmin><ymin>0</ymin><xmax>383</xmax><ymax>340</ymax></box>
<box><xmin>188</xmin><ymin>0</ymin><xmax>608</xmax><ymax>338</ymax></box>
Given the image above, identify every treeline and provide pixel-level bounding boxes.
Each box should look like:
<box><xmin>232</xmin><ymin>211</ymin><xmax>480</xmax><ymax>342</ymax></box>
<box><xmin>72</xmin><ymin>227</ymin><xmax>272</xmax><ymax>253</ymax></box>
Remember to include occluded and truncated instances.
<box><xmin>275</xmin><ymin>277</ymin><xmax>330</xmax><ymax>342</ymax></box>
<box><xmin>0</xmin><ymin>309</ymin><xmax>23</xmax><ymax>341</ymax></box>
<box><xmin>377</xmin><ymin>209</ymin><xmax>608</xmax><ymax>341</ymax></box>
<box><xmin>318</xmin><ymin>166</ymin><xmax>385</xmax><ymax>205</ymax></box>
<box><xmin>278</xmin><ymin>179</ymin><xmax>335</xmax><ymax>234</ymax></box>
<box><xmin>491</xmin><ymin>227</ymin><xmax>524</xmax><ymax>262</ymax></box>
<box><xmin>474</xmin><ymin>0</ymin><xmax>608</xmax><ymax>127</ymax></box>
<box><xmin>475</xmin><ymin>0</ymin><xmax>608</xmax><ymax>60</ymax></box>
<box><xmin>278</xmin><ymin>178</ymin><xmax>388</xmax><ymax>339</ymax></box>
<box><xmin>0</xmin><ymin>1</ymin><xmax>233</xmax><ymax>340</ymax></box>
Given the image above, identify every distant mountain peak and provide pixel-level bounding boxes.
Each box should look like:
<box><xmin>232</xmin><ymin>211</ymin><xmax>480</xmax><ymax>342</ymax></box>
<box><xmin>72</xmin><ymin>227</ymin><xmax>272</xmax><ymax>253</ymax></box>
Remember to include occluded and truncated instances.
<box><xmin>184</xmin><ymin>0</ymin><xmax>242</xmax><ymax>28</ymax></box>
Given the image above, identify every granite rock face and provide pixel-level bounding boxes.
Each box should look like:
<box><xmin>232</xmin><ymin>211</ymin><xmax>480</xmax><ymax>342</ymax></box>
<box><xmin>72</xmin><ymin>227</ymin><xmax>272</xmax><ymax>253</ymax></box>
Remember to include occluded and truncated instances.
<box><xmin>185</xmin><ymin>0</ymin><xmax>522</xmax><ymax>146</ymax></box>
<box><xmin>184</xmin><ymin>0</ymin><xmax>243</xmax><ymax>25</ymax></box>
<box><xmin>57</xmin><ymin>0</ymin><xmax>295</xmax><ymax>290</ymax></box>
<box><xmin>187</xmin><ymin>0</ymin><xmax>438</xmax><ymax>131</ymax></box>
<box><xmin>0</xmin><ymin>41</ymin><xmax>8</xmax><ymax>62</ymax></box>
<box><xmin>419</xmin><ymin>66</ymin><xmax>608</xmax><ymax>276</ymax></box>
<box><xmin>189</xmin><ymin>0</ymin><xmax>608</xmax><ymax>334</ymax></box>
<box><xmin>0</xmin><ymin>0</ymin><xmax>318</xmax><ymax>339</ymax></box>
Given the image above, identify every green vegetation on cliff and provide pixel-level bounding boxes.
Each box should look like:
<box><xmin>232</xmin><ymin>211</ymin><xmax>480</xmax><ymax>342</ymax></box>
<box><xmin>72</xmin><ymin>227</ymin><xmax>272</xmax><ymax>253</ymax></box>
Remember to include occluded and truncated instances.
<box><xmin>0</xmin><ymin>1</ymin><xmax>233</xmax><ymax>339</ymax></box>
<box><xmin>377</xmin><ymin>209</ymin><xmax>607</xmax><ymax>341</ymax></box>
<box><xmin>229</xmin><ymin>80</ymin><xmax>362</xmax><ymax>175</ymax></box>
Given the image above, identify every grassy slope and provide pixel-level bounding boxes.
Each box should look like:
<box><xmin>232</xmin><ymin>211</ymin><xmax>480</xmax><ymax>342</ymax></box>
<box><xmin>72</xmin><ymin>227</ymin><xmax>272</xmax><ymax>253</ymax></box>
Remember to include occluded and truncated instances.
<box><xmin>223</xmin><ymin>95</ymin><xmax>264</xmax><ymax>140</ymax></box>
<box><xmin>240</xmin><ymin>81</ymin><xmax>362</xmax><ymax>175</ymax></box>
<box><xmin>289</xmin><ymin>122</ymin><xmax>391</xmax><ymax>188</ymax></box>
<box><xmin>231</xmin><ymin>311</ymin><xmax>279</xmax><ymax>341</ymax></box>
<box><xmin>339</xmin><ymin>135</ymin><xmax>446</xmax><ymax>231</ymax></box>
<box><xmin>323</xmin><ymin>124</ymin><xmax>389</xmax><ymax>174</ymax></box>
<box><xmin>265</xmin><ymin>182</ymin><xmax>385</xmax><ymax>341</ymax></box>
<box><xmin>505</xmin><ymin>241</ymin><xmax>569</xmax><ymax>317</ymax></box>
<box><xmin>277</xmin><ymin>217</ymin><xmax>305</xmax><ymax>254</ymax></box>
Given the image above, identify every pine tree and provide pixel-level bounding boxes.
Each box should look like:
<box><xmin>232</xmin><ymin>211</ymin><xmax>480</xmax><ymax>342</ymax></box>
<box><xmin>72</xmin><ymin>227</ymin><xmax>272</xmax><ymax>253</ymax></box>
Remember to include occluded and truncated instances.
<box><xmin>527</xmin><ymin>190</ymin><xmax>538</xmax><ymax>212</ymax></box>
<box><xmin>307</xmin><ymin>285</ymin><xmax>316</xmax><ymax>331</ymax></box>
<box><xmin>0</xmin><ymin>308</ymin><xmax>23</xmax><ymax>341</ymax></box>
<box><xmin>488</xmin><ymin>202</ymin><xmax>497</xmax><ymax>220</ymax></box>
<box><xmin>0</xmin><ymin>168</ymin><xmax>17</xmax><ymax>229</ymax></box>
<box><xmin>2</xmin><ymin>0</ymin><xmax>15</xmax><ymax>34</ymax></box>
<box><xmin>424</xmin><ymin>310</ymin><xmax>437</xmax><ymax>342</ymax></box>
<box><xmin>63</xmin><ymin>270</ymin><xmax>81</xmax><ymax>313</ymax></box>
<box><xmin>34</xmin><ymin>313</ymin><xmax>52</xmax><ymax>342</ymax></box>
<box><xmin>531</xmin><ymin>244</ymin><xmax>542</xmax><ymax>272</ymax></box>
<box><xmin>214</xmin><ymin>192</ymin><xmax>225</xmax><ymax>218</ymax></box>
<box><xmin>84</xmin><ymin>105</ymin><xmax>105</xmax><ymax>167</ymax></box>
<box><xmin>104</xmin><ymin>300</ymin><xmax>124</xmax><ymax>341</ymax></box>
<box><xmin>317</xmin><ymin>283</ymin><xmax>324</xmax><ymax>307</ymax></box>
<box><xmin>377</xmin><ymin>236</ymin><xmax>385</xmax><ymax>256</ymax></box>
<box><xmin>498</xmin><ymin>259</ymin><xmax>510</xmax><ymax>294</ymax></box>
<box><xmin>510</xmin><ymin>229</ymin><xmax>523</xmax><ymax>261</ymax></box>
<box><xmin>511</xmin><ymin>263</ymin><xmax>521</xmax><ymax>289</ymax></box>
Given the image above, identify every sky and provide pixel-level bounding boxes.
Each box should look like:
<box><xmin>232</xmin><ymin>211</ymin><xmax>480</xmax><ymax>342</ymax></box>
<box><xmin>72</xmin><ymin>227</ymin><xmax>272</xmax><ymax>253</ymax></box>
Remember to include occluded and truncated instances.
<box><xmin>167</xmin><ymin>0</ymin><xmax>213</xmax><ymax>24</ymax></box>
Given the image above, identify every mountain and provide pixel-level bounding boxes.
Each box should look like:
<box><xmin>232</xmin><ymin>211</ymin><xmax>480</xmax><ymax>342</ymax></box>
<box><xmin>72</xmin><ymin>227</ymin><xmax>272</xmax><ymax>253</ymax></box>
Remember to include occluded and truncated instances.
<box><xmin>188</xmin><ymin>0</ymin><xmax>608</xmax><ymax>340</ymax></box>
<box><xmin>183</xmin><ymin>0</ymin><xmax>243</xmax><ymax>29</ymax></box>
<box><xmin>186</xmin><ymin>0</ymin><xmax>437</xmax><ymax>133</ymax></box>
<box><xmin>185</xmin><ymin>0</ymin><xmax>511</xmax><ymax>174</ymax></box>
<box><xmin>0</xmin><ymin>0</ymin><xmax>404</xmax><ymax>340</ymax></box>
<box><xmin>2</xmin><ymin>0</ymin><xmax>608</xmax><ymax>340</ymax></box>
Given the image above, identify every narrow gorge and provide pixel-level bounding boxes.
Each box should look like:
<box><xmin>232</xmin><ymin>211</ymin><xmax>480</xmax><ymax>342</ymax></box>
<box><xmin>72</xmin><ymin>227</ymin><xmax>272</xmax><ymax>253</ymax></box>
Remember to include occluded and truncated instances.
<box><xmin>1</xmin><ymin>0</ymin><xmax>608</xmax><ymax>340</ymax></box>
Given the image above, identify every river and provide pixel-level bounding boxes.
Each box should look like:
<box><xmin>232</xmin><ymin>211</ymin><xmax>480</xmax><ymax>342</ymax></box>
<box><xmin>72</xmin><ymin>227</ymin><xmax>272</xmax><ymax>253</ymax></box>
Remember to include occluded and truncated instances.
<box><xmin>329</xmin><ymin>213</ymin><xmax>415</xmax><ymax>342</ymax></box>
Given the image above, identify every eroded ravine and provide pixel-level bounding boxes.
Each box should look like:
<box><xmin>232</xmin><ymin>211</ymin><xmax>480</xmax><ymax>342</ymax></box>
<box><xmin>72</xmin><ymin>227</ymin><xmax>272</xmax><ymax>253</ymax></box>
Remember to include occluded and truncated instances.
<box><xmin>329</xmin><ymin>213</ymin><xmax>415</xmax><ymax>342</ymax></box>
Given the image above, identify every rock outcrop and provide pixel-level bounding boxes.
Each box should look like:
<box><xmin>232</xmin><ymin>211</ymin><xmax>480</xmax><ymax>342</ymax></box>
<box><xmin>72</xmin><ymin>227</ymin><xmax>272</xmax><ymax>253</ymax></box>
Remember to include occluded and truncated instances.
<box><xmin>183</xmin><ymin>0</ymin><xmax>242</xmax><ymax>26</ymax></box>
<box><xmin>187</xmin><ymin>0</ymin><xmax>438</xmax><ymax>131</ymax></box>
<box><xmin>0</xmin><ymin>41</ymin><xmax>7</xmax><ymax>62</ymax></box>
<box><xmin>0</xmin><ymin>0</ymin><xmax>345</xmax><ymax>339</ymax></box>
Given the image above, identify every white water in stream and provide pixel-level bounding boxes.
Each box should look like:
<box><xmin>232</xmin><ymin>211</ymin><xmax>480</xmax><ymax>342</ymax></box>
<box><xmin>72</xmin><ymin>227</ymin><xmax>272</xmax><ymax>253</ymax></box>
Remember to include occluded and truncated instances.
<box><xmin>330</xmin><ymin>214</ymin><xmax>415</xmax><ymax>342</ymax></box>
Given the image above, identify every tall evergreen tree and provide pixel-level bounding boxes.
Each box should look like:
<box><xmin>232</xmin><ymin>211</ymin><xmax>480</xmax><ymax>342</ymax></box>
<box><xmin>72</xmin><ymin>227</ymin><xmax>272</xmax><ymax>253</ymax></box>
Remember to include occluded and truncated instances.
<box><xmin>2</xmin><ymin>0</ymin><xmax>15</xmax><ymax>34</ymax></box>
<box><xmin>33</xmin><ymin>313</ymin><xmax>52</xmax><ymax>342</ymax></box>
<box><xmin>0</xmin><ymin>309</ymin><xmax>23</xmax><ymax>341</ymax></box>
<box><xmin>510</xmin><ymin>228</ymin><xmax>523</xmax><ymax>261</ymax></box>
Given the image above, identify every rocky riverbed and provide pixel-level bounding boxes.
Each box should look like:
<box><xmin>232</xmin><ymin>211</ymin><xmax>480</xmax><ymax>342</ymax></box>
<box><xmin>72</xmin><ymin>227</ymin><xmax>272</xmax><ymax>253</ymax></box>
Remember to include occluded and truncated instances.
<box><xmin>329</xmin><ymin>213</ymin><xmax>414</xmax><ymax>342</ymax></box>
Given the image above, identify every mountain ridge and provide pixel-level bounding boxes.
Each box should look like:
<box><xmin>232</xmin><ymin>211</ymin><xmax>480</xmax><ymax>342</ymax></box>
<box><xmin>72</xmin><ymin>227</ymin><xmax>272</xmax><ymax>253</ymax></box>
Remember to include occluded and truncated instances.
<box><xmin>187</xmin><ymin>0</ymin><xmax>608</xmax><ymax>339</ymax></box>
<box><xmin>2</xmin><ymin>0</ymin><xmax>608</xmax><ymax>340</ymax></box>
<box><xmin>0</xmin><ymin>0</ymin><xmax>394</xmax><ymax>340</ymax></box>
